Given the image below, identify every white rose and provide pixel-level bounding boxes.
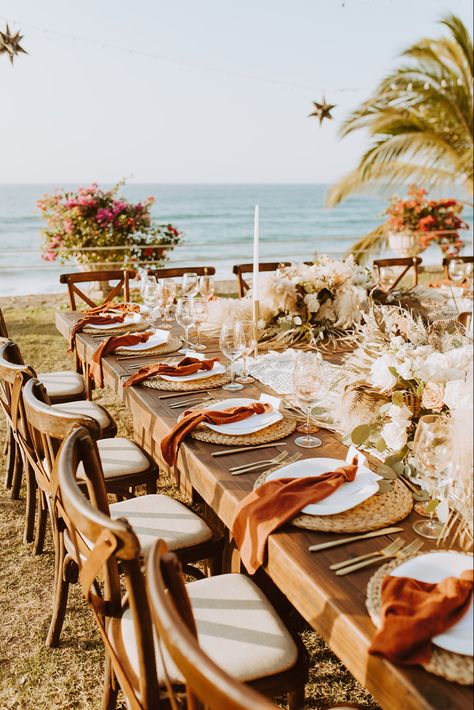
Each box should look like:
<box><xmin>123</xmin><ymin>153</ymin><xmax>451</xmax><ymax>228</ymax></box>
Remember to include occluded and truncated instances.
<box><xmin>369</xmin><ymin>355</ymin><xmax>398</xmax><ymax>391</ymax></box>
<box><xmin>413</xmin><ymin>352</ymin><xmax>449</xmax><ymax>383</ymax></box>
<box><xmin>386</xmin><ymin>402</ymin><xmax>412</xmax><ymax>425</ymax></box>
<box><xmin>303</xmin><ymin>293</ymin><xmax>320</xmax><ymax>314</ymax></box>
<box><xmin>381</xmin><ymin>420</ymin><xmax>409</xmax><ymax>452</ymax></box>
<box><xmin>443</xmin><ymin>379</ymin><xmax>473</xmax><ymax>411</ymax></box>
<box><xmin>293</xmin><ymin>316</ymin><xmax>303</xmax><ymax>326</ymax></box>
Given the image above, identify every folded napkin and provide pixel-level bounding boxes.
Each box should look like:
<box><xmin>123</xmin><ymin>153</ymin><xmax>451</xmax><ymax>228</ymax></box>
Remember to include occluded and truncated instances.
<box><xmin>68</xmin><ymin>314</ymin><xmax>126</xmax><ymax>352</ymax></box>
<box><xmin>83</xmin><ymin>301</ymin><xmax>141</xmax><ymax>315</ymax></box>
<box><xmin>161</xmin><ymin>401</ymin><xmax>272</xmax><ymax>467</ymax></box>
<box><xmin>369</xmin><ymin>569</ymin><xmax>473</xmax><ymax>665</ymax></box>
<box><xmin>123</xmin><ymin>356</ymin><xmax>219</xmax><ymax>388</ymax></box>
<box><xmin>232</xmin><ymin>460</ymin><xmax>358</xmax><ymax>574</ymax></box>
<box><xmin>90</xmin><ymin>331</ymin><xmax>154</xmax><ymax>388</ymax></box>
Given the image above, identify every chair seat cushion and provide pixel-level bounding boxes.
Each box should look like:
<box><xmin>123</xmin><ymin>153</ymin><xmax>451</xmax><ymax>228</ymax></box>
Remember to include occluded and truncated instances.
<box><xmin>38</xmin><ymin>371</ymin><xmax>85</xmax><ymax>398</ymax></box>
<box><xmin>77</xmin><ymin>438</ymin><xmax>151</xmax><ymax>480</ymax></box>
<box><xmin>113</xmin><ymin>573</ymin><xmax>298</xmax><ymax>685</ymax></box>
<box><xmin>52</xmin><ymin>401</ymin><xmax>114</xmax><ymax>434</ymax></box>
<box><xmin>109</xmin><ymin>494</ymin><xmax>212</xmax><ymax>554</ymax></box>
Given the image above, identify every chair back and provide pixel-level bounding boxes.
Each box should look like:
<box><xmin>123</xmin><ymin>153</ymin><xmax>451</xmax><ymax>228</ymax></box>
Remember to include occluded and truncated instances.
<box><xmin>232</xmin><ymin>262</ymin><xmax>291</xmax><ymax>298</ymax></box>
<box><xmin>373</xmin><ymin>256</ymin><xmax>422</xmax><ymax>291</ymax></box>
<box><xmin>0</xmin><ymin>307</ymin><xmax>8</xmax><ymax>338</ymax></box>
<box><xmin>57</xmin><ymin>426</ymin><xmax>160</xmax><ymax>709</ymax></box>
<box><xmin>147</xmin><ymin>540</ymin><xmax>275</xmax><ymax>710</ymax></box>
<box><xmin>22</xmin><ymin>377</ymin><xmax>99</xmax><ymax>495</ymax></box>
<box><xmin>59</xmin><ymin>269</ymin><xmax>137</xmax><ymax>311</ymax></box>
<box><xmin>442</xmin><ymin>255</ymin><xmax>474</xmax><ymax>281</ymax></box>
<box><xmin>0</xmin><ymin>340</ymin><xmax>35</xmax><ymax>449</ymax></box>
<box><xmin>147</xmin><ymin>266</ymin><xmax>216</xmax><ymax>280</ymax></box>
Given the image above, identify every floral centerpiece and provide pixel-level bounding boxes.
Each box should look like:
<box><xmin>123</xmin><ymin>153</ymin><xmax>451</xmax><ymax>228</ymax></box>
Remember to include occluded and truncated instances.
<box><xmin>207</xmin><ymin>257</ymin><xmax>373</xmax><ymax>347</ymax></box>
<box><xmin>333</xmin><ymin>306</ymin><xmax>473</xmax><ymax>475</ymax></box>
<box><xmin>38</xmin><ymin>181</ymin><xmax>182</xmax><ymax>267</ymax></box>
<box><xmin>385</xmin><ymin>185</ymin><xmax>468</xmax><ymax>256</ymax></box>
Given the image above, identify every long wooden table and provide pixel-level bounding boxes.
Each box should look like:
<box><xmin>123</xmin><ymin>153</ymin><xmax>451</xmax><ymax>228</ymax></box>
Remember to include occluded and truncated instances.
<box><xmin>56</xmin><ymin>310</ymin><xmax>473</xmax><ymax>710</ymax></box>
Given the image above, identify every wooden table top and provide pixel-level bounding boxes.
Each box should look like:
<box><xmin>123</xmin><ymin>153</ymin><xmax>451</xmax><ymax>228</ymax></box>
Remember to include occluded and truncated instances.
<box><xmin>56</xmin><ymin>310</ymin><xmax>473</xmax><ymax>710</ymax></box>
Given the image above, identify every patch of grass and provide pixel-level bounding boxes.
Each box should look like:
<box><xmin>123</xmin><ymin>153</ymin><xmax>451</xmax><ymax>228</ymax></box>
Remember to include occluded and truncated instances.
<box><xmin>0</xmin><ymin>296</ymin><xmax>379</xmax><ymax>709</ymax></box>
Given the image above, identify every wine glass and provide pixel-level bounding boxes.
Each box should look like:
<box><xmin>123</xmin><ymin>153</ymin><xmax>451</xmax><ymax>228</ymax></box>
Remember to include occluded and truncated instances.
<box><xmin>157</xmin><ymin>278</ymin><xmax>176</xmax><ymax>329</ymax></box>
<box><xmin>235</xmin><ymin>321</ymin><xmax>257</xmax><ymax>384</ymax></box>
<box><xmin>220</xmin><ymin>324</ymin><xmax>245</xmax><ymax>391</ymax></box>
<box><xmin>378</xmin><ymin>266</ymin><xmax>395</xmax><ymax>292</ymax></box>
<box><xmin>175</xmin><ymin>298</ymin><xmax>196</xmax><ymax>353</ymax></box>
<box><xmin>464</xmin><ymin>261</ymin><xmax>473</xmax><ymax>291</ymax></box>
<box><xmin>448</xmin><ymin>258</ymin><xmax>466</xmax><ymax>285</ymax></box>
<box><xmin>182</xmin><ymin>272</ymin><xmax>199</xmax><ymax>298</ymax></box>
<box><xmin>191</xmin><ymin>298</ymin><xmax>209</xmax><ymax>351</ymax></box>
<box><xmin>199</xmin><ymin>274</ymin><xmax>216</xmax><ymax>301</ymax></box>
<box><xmin>412</xmin><ymin>415</ymin><xmax>450</xmax><ymax>539</ymax></box>
<box><xmin>292</xmin><ymin>351</ymin><xmax>323</xmax><ymax>448</ymax></box>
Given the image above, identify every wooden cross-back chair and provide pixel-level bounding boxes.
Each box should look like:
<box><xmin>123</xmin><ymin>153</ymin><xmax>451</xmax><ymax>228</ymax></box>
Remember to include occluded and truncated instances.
<box><xmin>232</xmin><ymin>262</ymin><xmax>292</xmax><ymax>298</ymax></box>
<box><xmin>442</xmin><ymin>255</ymin><xmax>474</xmax><ymax>282</ymax></box>
<box><xmin>147</xmin><ymin>540</ymin><xmax>276</xmax><ymax>710</ymax></box>
<box><xmin>59</xmin><ymin>268</ymin><xmax>137</xmax><ymax>311</ymax></box>
<box><xmin>147</xmin><ymin>265</ymin><xmax>216</xmax><ymax>279</ymax></box>
<box><xmin>0</xmin><ymin>306</ymin><xmax>8</xmax><ymax>338</ymax></box>
<box><xmin>373</xmin><ymin>256</ymin><xmax>422</xmax><ymax>291</ymax></box>
<box><xmin>57</xmin><ymin>427</ymin><xmax>307</xmax><ymax>710</ymax></box>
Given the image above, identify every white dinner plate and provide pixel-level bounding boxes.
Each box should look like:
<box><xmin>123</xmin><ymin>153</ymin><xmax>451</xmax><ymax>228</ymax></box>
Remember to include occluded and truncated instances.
<box><xmin>160</xmin><ymin>360</ymin><xmax>226</xmax><ymax>382</ymax></box>
<box><xmin>115</xmin><ymin>329</ymin><xmax>170</xmax><ymax>352</ymax></box>
<box><xmin>265</xmin><ymin>456</ymin><xmax>381</xmax><ymax>515</ymax></box>
<box><xmin>88</xmin><ymin>312</ymin><xmax>144</xmax><ymax>330</ymax></box>
<box><xmin>391</xmin><ymin>552</ymin><xmax>473</xmax><ymax>656</ymax></box>
<box><xmin>204</xmin><ymin>397</ymin><xmax>283</xmax><ymax>435</ymax></box>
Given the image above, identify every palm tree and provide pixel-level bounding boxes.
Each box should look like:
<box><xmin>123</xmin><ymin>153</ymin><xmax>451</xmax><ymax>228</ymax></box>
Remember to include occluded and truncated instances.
<box><xmin>327</xmin><ymin>14</ymin><xmax>473</xmax><ymax>213</ymax></box>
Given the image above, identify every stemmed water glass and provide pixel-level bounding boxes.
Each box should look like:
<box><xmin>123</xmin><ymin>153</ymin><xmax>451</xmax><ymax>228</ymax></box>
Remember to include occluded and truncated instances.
<box><xmin>235</xmin><ymin>321</ymin><xmax>257</xmax><ymax>384</ymax></box>
<box><xmin>182</xmin><ymin>272</ymin><xmax>199</xmax><ymax>299</ymax></box>
<box><xmin>157</xmin><ymin>278</ymin><xmax>176</xmax><ymax>329</ymax></box>
<box><xmin>199</xmin><ymin>274</ymin><xmax>216</xmax><ymax>301</ymax></box>
<box><xmin>448</xmin><ymin>258</ymin><xmax>466</xmax><ymax>285</ymax></box>
<box><xmin>377</xmin><ymin>266</ymin><xmax>395</xmax><ymax>292</ymax></box>
<box><xmin>412</xmin><ymin>414</ymin><xmax>450</xmax><ymax>539</ymax></box>
<box><xmin>292</xmin><ymin>351</ymin><xmax>323</xmax><ymax>448</ymax></box>
<box><xmin>192</xmin><ymin>298</ymin><xmax>209</xmax><ymax>351</ymax></box>
<box><xmin>220</xmin><ymin>323</ymin><xmax>245</xmax><ymax>391</ymax></box>
<box><xmin>176</xmin><ymin>298</ymin><xmax>196</xmax><ymax>354</ymax></box>
<box><xmin>143</xmin><ymin>277</ymin><xmax>161</xmax><ymax>326</ymax></box>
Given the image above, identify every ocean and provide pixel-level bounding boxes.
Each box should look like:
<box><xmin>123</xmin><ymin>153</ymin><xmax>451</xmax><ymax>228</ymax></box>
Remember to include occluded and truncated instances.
<box><xmin>0</xmin><ymin>183</ymin><xmax>472</xmax><ymax>297</ymax></box>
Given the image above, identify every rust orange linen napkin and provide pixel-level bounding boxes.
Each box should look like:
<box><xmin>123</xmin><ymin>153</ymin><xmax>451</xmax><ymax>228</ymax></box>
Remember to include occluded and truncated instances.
<box><xmin>232</xmin><ymin>460</ymin><xmax>358</xmax><ymax>574</ymax></box>
<box><xmin>123</xmin><ymin>356</ymin><xmax>219</xmax><ymax>388</ymax></box>
<box><xmin>83</xmin><ymin>301</ymin><xmax>141</xmax><ymax>315</ymax></box>
<box><xmin>68</xmin><ymin>314</ymin><xmax>126</xmax><ymax>352</ymax></box>
<box><xmin>90</xmin><ymin>331</ymin><xmax>153</xmax><ymax>388</ymax></box>
<box><xmin>369</xmin><ymin>569</ymin><xmax>473</xmax><ymax>665</ymax></box>
<box><xmin>161</xmin><ymin>402</ymin><xmax>272</xmax><ymax>467</ymax></box>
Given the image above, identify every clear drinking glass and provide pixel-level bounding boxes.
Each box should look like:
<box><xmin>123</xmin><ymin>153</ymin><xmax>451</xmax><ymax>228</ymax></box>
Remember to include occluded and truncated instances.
<box><xmin>464</xmin><ymin>261</ymin><xmax>473</xmax><ymax>290</ymax></box>
<box><xmin>292</xmin><ymin>351</ymin><xmax>323</xmax><ymax>448</ymax></box>
<box><xmin>378</xmin><ymin>266</ymin><xmax>395</xmax><ymax>292</ymax></box>
<box><xmin>157</xmin><ymin>278</ymin><xmax>176</xmax><ymax>329</ymax></box>
<box><xmin>176</xmin><ymin>298</ymin><xmax>196</xmax><ymax>353</ymax></box>
<box><xmin>448</xmin><ymin>258</ymin><xmax>466</xmax><ymax>285</ymax></box>
<box><xmin>220</xmin><ymin>323</ymin><xmax>245</xmax><ymax>391</ymax></box>
<box><xmin>192</xmin><ymin>298</ymin><xmax>209</xmax><ymax>351</ymax></box>
<box><xmin>182</xmin><ymin>272</ymin><xmax>199</xmax><ymax>298</ymax></box>
<box><xmin>235</xmin><ymin>320</ymin><xmax>257</xmax><ymax>384</ymax></box>
<box><xmin>143</xmin><ymin>277</ymin><xmax>158</xmax><ymax>309</ymax></box>
<box><xmin>199</xmin><ymin>274</ymin><xmax>216</xmax><ymax>301</ymax></box>
<box><xmin>412</xmin><ymin>414</ymin><xmax>450</xmax><ymax>539</ymax></box>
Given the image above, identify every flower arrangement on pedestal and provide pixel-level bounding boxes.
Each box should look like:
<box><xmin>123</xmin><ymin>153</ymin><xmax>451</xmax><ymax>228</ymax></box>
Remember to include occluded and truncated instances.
<box><xmin>207</xmin><ymin>257</ymin><xmax>373</xmax><ymax>347</ymax></box>
<box><xmin>385</xmin><ymin>185</ymin><xmax>468</xmax><ymax>256</ymax></box>
<box><xmin>38</xmin><ymin>181</ymin><xmax>182</xmax><ymax>267</ymax></box>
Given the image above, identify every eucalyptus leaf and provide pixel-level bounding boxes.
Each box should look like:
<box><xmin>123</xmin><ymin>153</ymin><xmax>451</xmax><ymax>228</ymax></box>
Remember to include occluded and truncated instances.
<box><xmin>351</xmin><ymin>424</ymin><xmax>372</xmax><ymax>446</ymax></box>
<box><xmin>377</xmin><ymin>464</ymin><xmax>399</xmax><ymax>480</ymax></box>
<box><xmin>375</xmin><ymin>437</ymin><xmax>387</xmax><ymax>453</ymax></box>
<box><xmin>424</xmin><ymin>498</ymin><xmax>440</xmax><ymax>513</ymax></box>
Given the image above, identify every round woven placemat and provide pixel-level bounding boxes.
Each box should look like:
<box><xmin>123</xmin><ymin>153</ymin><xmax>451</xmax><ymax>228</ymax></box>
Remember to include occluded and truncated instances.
<box><xmin>253</xmin><ymin>474</ymin><xmax>413</xmax><ymax>533</ymax></box>
<box><xmin>366</xmin><ymin>552</ymin><xmax>473</xmax><ymax>685</ymax></box>
<box><xmin>190</xmin><ymin>415</ymin><xmax>297</xmax><ymax>446</ymax></box>
<box><xmin>116</xmin><ymin>336</ymin><xmax>181</xmax><ymax>356</ymax></box>
<box><xmin>142</xmin><ymin>370</ymin><xmax>232</xmax><ymax>391</ymax></box>
<box><xmin>83</xmin><ymin>321</ymin><xmax>149</xmax><ymax>336</ymax></box>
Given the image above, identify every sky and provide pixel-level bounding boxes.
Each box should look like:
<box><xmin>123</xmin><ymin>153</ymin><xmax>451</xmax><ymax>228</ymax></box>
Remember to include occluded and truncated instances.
<box><xmin>0</xmin><ymin>0</ymin><xmax>472</xmax><ymax>184</ymax></box>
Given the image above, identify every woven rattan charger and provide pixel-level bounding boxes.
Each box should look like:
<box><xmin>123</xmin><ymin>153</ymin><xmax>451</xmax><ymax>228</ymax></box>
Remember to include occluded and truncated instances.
<box><xmin>366</xmin><ymin>552</ymin><xmax>473</xmax><ymax>685</ymax></box>
<box><xmin>254</xmin><ymin>471</ymin><xmax>413</xmax><ymax>533</ymax></box>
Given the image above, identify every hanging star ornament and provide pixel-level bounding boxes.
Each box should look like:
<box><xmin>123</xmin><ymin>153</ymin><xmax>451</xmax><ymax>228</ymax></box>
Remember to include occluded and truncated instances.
<box><xmin>0</xmin><ymin>23</ymin><xmax>28</xmax><ymax>64</ymax></box>
<box><xmin>308</xmin><ymin>97</ymin><xmax>336</xmax><ymax>125</ymax></box>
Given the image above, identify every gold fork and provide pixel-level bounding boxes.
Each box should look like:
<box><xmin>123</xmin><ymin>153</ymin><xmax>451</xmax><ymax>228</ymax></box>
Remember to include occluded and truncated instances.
<box><xmin>230</xmin><ymin>452</ymin><xmax>302</xmax><ymax>477</ymax></box>
<box><xmin>335</xmin><ymin>539</ymin><xmax>425</xmax><ymax>576</ymax></box>
<box><xmin>229</xmin><ymin>450</ymin><xmax>289</xmax><ymax>474</ymax></box>
<box><xmin>330</xmin><ymin>538</ymin><xmax>406</xmax><ymax>571</ymax></box>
